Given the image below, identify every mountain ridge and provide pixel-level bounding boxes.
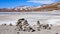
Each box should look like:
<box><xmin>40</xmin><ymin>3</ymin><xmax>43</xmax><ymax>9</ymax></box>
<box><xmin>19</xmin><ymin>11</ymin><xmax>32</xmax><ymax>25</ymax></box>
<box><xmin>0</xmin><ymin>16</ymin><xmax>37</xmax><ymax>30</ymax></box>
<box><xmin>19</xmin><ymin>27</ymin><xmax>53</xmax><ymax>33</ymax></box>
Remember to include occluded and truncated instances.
<box><xmin>0</xmin><ymin>2</ymin><xmax>60</xmax><ymax>12</ymax></box>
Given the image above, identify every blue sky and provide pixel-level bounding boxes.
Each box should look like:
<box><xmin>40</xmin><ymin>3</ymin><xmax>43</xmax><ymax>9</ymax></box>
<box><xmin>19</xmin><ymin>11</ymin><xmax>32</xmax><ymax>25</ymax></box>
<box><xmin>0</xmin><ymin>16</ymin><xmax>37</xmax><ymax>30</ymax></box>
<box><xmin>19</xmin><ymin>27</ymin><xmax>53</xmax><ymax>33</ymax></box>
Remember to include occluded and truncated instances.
<box><xmin>0</xmin><ymin>0</ymin><xmax>60</xmax><ymax>8</ymax></box>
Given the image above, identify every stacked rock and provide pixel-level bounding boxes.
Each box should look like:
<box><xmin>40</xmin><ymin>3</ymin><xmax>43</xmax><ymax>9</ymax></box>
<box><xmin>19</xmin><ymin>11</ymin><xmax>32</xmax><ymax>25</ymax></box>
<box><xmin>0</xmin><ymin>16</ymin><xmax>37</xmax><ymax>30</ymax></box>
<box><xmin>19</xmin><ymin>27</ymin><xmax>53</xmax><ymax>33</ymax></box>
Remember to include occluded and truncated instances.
<box><xmin>36</xmin><ymin>20</ymin><xmax>51</xmax><ymax>31</ymax></box>
<box><xmin>37</xmin><ymin>21</ymin><xmax>41</xmax><ymax>31</ymax></box>
<box><xmin>16</xmin><ymin>18</ymin><xmax>35</xmax><ymax>32</ymax></box>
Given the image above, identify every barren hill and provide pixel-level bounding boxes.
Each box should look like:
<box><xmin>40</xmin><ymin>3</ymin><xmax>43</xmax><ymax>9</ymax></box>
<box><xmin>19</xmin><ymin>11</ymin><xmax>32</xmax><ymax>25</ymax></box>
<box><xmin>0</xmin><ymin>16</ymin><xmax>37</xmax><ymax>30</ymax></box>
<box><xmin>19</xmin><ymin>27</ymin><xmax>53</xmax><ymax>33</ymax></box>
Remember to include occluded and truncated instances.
<box><xmin>33</xmin><ymin>2</ymin><xmax>60</xmax><ymax>11</ymax></box>
<box><xmin>0</xmin><ymin>2</ymin><xmax>60</xmax><ymax>12</ymax></box>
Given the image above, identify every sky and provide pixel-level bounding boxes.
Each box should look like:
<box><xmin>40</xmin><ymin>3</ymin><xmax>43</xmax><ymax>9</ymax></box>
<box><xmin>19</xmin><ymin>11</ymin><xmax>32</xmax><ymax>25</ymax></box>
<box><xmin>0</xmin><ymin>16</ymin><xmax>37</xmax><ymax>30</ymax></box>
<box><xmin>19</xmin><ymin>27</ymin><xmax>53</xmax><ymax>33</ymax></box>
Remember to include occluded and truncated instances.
<box><xmin>0</xmin><ymin>0</ymin><xmax>60</xmax><ymax>8</ymax></box>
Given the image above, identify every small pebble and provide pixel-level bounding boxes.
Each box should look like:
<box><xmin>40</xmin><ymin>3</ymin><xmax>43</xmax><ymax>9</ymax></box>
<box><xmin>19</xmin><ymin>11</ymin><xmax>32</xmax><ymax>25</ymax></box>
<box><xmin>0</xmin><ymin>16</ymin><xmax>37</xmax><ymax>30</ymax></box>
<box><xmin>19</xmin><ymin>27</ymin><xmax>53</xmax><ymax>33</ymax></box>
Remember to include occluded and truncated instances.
<box><xmin>56</xmin><ymin>33</ymin><xmax>58</xmax><ymax>34</ymax></box>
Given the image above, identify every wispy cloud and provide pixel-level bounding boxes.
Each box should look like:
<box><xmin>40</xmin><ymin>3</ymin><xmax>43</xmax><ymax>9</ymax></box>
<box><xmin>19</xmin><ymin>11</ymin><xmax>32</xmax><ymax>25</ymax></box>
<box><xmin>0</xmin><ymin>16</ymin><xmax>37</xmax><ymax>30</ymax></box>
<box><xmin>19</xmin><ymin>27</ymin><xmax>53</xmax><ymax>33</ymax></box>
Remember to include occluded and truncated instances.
<box><xmin>27</xmin><ymin>0</ymin><xmax>56</xmax><ymax>4</ymax></box>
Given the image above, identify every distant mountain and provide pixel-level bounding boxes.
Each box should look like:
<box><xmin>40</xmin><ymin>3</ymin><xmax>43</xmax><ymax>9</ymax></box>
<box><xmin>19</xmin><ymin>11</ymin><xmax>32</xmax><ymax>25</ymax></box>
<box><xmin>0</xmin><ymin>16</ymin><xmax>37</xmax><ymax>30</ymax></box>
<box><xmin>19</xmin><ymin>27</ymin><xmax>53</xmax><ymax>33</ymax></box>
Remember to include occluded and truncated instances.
<box><xmin>14</xmin><ymin>6</ymin><xmax>35</xmax><ymax>12</ymax></box>
<box><xmin>0</xmin><ymin>2</ymin><xmax>60</xmax><ymax>12</ymax></box>
<box><xmin>32</xmin><ymin>2</ymin><xmax>60</xmax><ymax>11</ymax></box>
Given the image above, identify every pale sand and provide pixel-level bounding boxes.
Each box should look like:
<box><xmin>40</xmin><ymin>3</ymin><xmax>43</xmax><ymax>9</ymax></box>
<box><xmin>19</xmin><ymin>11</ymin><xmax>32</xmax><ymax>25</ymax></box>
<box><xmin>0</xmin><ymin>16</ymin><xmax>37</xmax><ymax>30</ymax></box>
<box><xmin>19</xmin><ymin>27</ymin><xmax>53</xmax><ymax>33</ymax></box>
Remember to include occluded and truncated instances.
<box><xmin>0</xmin><ymin>25</ymin><xmax>60</xmax><ymax>34</ymax></box>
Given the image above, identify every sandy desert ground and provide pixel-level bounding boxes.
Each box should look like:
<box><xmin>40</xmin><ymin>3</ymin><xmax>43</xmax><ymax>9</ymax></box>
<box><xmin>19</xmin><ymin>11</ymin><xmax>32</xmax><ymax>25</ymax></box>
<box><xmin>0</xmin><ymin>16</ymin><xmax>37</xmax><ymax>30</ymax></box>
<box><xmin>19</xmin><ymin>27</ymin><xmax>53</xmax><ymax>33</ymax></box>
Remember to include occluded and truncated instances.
<box><xmin>0</xmin><ymin>25</ymin><xmax>60</xmax><ymax>34</ymax></box>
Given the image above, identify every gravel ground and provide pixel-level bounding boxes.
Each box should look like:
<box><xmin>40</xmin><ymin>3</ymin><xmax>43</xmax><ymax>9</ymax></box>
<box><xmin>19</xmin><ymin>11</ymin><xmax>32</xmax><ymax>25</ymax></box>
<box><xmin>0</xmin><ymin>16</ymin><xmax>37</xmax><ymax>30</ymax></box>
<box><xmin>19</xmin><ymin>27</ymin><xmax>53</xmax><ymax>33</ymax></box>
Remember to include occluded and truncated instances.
<box><xmin>0</xmin><ymin>25</ymin><xmax>60</xmax><ymax>34</ymax></box>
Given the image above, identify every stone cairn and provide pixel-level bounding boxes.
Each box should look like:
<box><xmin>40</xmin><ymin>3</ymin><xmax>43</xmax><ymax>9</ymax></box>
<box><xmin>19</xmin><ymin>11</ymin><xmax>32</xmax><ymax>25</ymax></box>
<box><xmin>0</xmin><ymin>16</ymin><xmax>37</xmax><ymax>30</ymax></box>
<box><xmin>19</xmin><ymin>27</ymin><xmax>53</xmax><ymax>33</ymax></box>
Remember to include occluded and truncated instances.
<box><xmin>36</xmin><ymin>21</ymin><xmax>41</xmax><ymax>31</ymax></box>
<box><xmin>16</xmin><ymin>18</ymin><xmax>35</xmax><ymax>32</ymax></box>
<box><xmin>36</xmin><ymin>20</ymin><xmax>52</xmax><ymax>30</ymax></box>
<box><xmin>15</xmin><ymin>18</ymin><xmax>52</xmax><ymax>32</ymax></box>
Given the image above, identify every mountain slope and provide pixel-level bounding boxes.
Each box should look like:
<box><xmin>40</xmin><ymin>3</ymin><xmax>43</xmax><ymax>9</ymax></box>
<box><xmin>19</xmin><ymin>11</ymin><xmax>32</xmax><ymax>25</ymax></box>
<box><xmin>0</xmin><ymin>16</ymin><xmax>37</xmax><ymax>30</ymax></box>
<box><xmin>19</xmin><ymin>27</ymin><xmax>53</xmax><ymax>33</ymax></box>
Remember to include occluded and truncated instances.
<box><xmin>32</xmin><ymin>2</ymin><xmax>60</xmax><ymax>11</ymax></box>
<box><xmin>0</xmin><ymin>2</ymin><xmax>60</xmax><ymax>12</ymax></box>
